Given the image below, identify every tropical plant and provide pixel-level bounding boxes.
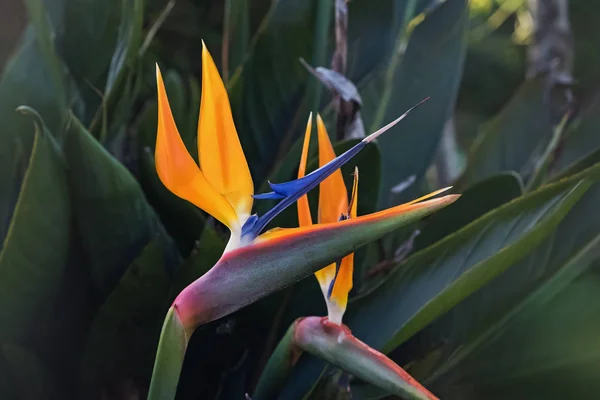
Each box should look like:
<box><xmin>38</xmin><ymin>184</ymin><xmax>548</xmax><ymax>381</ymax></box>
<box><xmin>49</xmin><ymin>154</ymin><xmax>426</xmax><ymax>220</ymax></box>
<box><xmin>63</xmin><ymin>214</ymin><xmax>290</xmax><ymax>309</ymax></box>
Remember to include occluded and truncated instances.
<box><xmin>1</xmin><ymin>0</ymin><xmax>600</xmax><ymax>399</ymax></box>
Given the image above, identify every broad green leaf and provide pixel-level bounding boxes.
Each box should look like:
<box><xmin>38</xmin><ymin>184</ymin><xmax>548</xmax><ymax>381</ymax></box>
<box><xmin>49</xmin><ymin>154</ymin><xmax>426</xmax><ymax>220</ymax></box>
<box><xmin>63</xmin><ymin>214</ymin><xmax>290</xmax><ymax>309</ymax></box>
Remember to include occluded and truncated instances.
<box><xmin>82</xmin><ymin>241</ymin><xmax>170</xmax><ymax>394</ymax></box>
<box><xmin>361</xmin><ymin>0</ymin><xmax>467</xmax><ymax>206</ymax></box>
<box><xmin>346</xmin><ymin>0</ymin><xmax>435</xmax><ymax>85</ymax></box>
<box><xmin>347</xmin><ymin>165</ymin><xmax>597</xmax><ymax>353</ymax></box>
<box><xmin>62</xmin><ymin>112</ymin><xmax>179</xmax><ymax>300</ymax></box>
<box><xmin>426</xmin><ymin>236</ymin><xmax>600</xmax><ymax>395</ymax></box>
<box><xmin>0</xmin><ymin>0</ymin><xmax>69</xmax><ymax>243</ymax></box>
<box><xmin>458</xmin><ymin>78</ymin><xmax>551</xmax><ymax>188</ymax></box>
<box><xmin>230</xmin><ymin>0</ymin><xmax>330</xmax><ymax>184</ymax></box>
<box><xmin>429</xmin><ymin>272</ymin><xmax>600</xmax><ymax>399</ymax></box>
<box><xmin>223</xmin><ymin>0</ymin><xmax>250</xmax><ymax>83</ymax></box>
<box><xmin>305</xmin><ymin>0</ymin><xmax>334</xmax><ymax>112</ymax></box>
<box><xmin>551</xmin><ymin>147</ymin><xmax>600</xmax><ymax>182</ymax></box>
<box><xmin>1</xmin><ymin>343</ymin><xmax>58</xmax><ymax>400</ymax></box>
<box><xmin>402</xmin><ymin>170</ymin><xmax>600</xmax><ymax>395</ymax></box>
<box><xmin>414</xmin><ymin>172</ymin><xmax>523</xmax><ymax>251</ymax></box>
<box><xmin>0</xmin><ymin>125</ymin><xmax>70</xmax><ymax>342</ymax></box>
<box><xmin>61</xmin><ymin>0</ymin><xmax>121</xmax><ymax>83</ymax></box>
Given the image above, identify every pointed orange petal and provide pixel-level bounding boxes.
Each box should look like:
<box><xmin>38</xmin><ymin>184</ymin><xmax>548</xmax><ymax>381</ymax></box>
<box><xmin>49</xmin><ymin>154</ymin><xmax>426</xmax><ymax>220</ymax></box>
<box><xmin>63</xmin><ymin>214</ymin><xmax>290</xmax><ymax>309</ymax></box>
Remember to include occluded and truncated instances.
<box><xmin>328</xmin><ymin>168</ymin><xmax>358</xmax><ymax>323</ymax></box>
<box><xmin>198</xmin><ymin>42</ymin><xmax>253</xmax><ymax>221</ymax></box>
<box><xmin>155</xmin><ymin>65</ymin><xmax>238</xmax><ymax>229</ymax></box>
<box><xmin>316</xmin><ymin>115</ymin><xmax>348</xmax><ymax>224</ymax></box>
<box><xmin>405</xmin><ymin>186</ymin><xmax>453</xmax><ymax>206</ymax></box>
<box><xmin>328</xmin><ymin>253</ymin><xmax>353</xmax><ymax>323</ymax></box>
<box><xmin>314</xmin><ymin>263</ymin><xmax>337</xmax><ymax>297</ymax></box>
<box><xmin>297</xmin><ymin>113</ymin><xmax>314</xmax><ymax>227</ymax></box>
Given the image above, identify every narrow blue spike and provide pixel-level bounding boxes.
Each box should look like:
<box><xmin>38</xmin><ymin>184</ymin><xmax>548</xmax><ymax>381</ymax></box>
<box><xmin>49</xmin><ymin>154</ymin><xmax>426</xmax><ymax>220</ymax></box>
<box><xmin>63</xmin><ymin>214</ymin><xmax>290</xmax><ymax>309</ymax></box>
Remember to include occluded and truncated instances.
<box><xmin>245</xmin><ymin>140</ymin><xmax>368</xmax><ymax>239</ymax></box>
<box><xmin>244</xmin><ymin>99</ymin><xmax>429</xmax><ymax>241</ymax></box>
<box><xmin>327</xmin><ymin>259</ymin><xmax>342</xmax><ymax>299</ymax></box>
<box><xmin>252</xmin><ymin>191</ymin><xmax>285</xmax><ymax>200</ymax></box>
<box><xmin>241</xmin><ymin>214</ymin><xmax>259</xmax><ymax>237</ymax></box>
<box><xmin>260</xmin><ymin>141</ymin><xmax>366</xmax><ymax>198</ymax></box>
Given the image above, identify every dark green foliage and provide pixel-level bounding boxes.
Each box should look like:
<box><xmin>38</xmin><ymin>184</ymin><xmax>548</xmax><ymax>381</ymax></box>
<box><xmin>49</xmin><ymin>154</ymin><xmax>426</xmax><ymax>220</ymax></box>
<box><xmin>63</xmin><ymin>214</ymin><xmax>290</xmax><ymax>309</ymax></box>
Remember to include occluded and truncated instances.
<box><xmin>1</xmin><ymin>0</ymin><xmax>600</xmax><ymax>399</ymax></box>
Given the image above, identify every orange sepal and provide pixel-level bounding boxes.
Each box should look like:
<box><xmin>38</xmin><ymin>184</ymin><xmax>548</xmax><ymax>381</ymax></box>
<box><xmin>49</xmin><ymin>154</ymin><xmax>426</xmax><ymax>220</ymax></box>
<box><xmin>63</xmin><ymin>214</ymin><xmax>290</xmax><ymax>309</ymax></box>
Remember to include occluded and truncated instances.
<box><xmin>155</xmin><ymin>65</ymin><xmax>238</xmax><ymax>229</ymax></box>
<box><xmin>198</xmin><ymin>42</ymin><xmax>254</xmax><ymax>222</ymax></box>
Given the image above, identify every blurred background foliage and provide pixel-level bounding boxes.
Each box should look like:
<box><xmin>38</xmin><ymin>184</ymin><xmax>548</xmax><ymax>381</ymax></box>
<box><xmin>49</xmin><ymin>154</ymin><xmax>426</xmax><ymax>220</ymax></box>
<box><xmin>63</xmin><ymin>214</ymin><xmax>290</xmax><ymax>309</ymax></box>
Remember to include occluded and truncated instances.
<box><xmin>2</xmin><ymin>0</ymin><xmax>600</xmax><ymax>399</ymax></box>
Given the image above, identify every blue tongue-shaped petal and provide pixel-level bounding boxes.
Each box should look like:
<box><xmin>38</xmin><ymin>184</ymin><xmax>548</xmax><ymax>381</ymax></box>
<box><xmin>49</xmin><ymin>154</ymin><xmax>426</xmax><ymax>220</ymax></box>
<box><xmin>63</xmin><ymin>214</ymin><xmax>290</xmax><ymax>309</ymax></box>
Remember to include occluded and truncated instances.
<box><xmin>242</xmin><ymin>98</ymin><xmax>429</xmax><ymax>241</ymax></box>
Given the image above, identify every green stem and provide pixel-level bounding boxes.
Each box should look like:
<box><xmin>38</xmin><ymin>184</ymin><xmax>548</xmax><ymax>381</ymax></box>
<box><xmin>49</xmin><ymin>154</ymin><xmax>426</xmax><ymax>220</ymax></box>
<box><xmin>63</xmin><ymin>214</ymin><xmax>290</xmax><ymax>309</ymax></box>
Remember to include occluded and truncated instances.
<box><xmin>148</xmin><ymin>306</ymin><xmax>190</xmax><ymax>400</ymax></box>
<box><xmin>253</xmin><ymin>321</ymin><xmax>300</xmax><ymax>399</ymax></box>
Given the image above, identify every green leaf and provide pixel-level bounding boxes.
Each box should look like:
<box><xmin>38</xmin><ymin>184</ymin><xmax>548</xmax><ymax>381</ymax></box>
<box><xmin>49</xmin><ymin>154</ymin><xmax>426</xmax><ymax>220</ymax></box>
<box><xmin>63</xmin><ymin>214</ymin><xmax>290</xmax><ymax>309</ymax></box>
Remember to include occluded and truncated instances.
<box><xmin>426</xmin><ymin>235</ymin><xmax>600</xmax><ymax>394</ymax></box>
<box><xmin>429</xmin><ymin>272</ymin><xmax>600</xmax><ymax>399</ymax></box>
<box><xmin>253</xmin><ymin>321</ymin><xmax>299</xmax><ymax>400</ymax></box>
<box><xmin>82</xmin><ymin>240</ymin><xmax>170</xmax><ymax>394</ymax></box>
<box><xmin>0</xmin><ymin>124</ymin><xmax>70</xmax><ymax>342</ymax></box>
<box><xmin>347</xmin><ymin>165</ymin><xmax>598</xmax><ymax>354</ymax></box>
<box><xmin>0</xmin><ymin>0</ymin><xmax>69</xmax><ymax>242</ymax></box>
<box><xmin>1</xmin><ymin>343</ymin><xmax>58</xmax><ymax>400</ymax></box>
<box><xmin>403</xmin><ymin>170</ymin><xmax>600</xmax><ymax>395</ymax></box>
<box><xmin>551</xmin><ymin>147</ymin><xmax>600</xmax><ymax>182</ymax></box>
<box><xmin>223</xmin><ymin>0</ymin><xmax>250</xmax><ymax>82</ymax></box>
<box><xmin>62</xmin><ymin>112</ymin><xmax>179</xmax><ymax>300</ymax></box>
<box><xmin>105</xmin><ymin>0</ymin><xmax>145</xmax><ymax>93</ymax></box>
<box><xmin>61</xmin><ymin>0</ymin><xmax>122</xmax><ymax>83</ymax></box>
<box><xmin>414</xmin><ymin>172</ymin><xmax>523</xmax><ymax>251</ymax></box>
<box><xmin>551</xmin><ymin>101</ymin><xmax>600</xmax><ymax>178</ymax></box>
<box><xmin>361</xmin><ymin>0</ymin><xmax>468</xmax><ymax>205</ymax></box>
<box><xmin>345</xmin><ymin>0</ymin><xmax>433</xmax><ymax>85</ymax></box>
<box><xmin>458</xmin><ymin>78</ymin><xmax>551</xmax><ymax>188</ymax></box>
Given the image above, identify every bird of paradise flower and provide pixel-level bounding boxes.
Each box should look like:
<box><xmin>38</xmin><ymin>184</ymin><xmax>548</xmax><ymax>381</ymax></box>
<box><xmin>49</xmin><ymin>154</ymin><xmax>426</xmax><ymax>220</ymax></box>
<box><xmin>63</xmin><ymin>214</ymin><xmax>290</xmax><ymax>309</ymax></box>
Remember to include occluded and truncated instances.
<box><xmin>148</xmin><ymin>42</ymin><xmax>458</xmax><ymax>399</ymax></box>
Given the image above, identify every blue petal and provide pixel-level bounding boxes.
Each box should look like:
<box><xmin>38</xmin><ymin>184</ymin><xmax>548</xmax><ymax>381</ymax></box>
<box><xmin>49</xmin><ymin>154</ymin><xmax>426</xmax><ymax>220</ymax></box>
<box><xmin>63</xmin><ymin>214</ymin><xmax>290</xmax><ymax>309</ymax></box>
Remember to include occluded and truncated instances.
<box><xmin>327</xmin><ymin>259</ymin><xmax>342</xmax><ymax>299</ymax></box>
<box><xmin>262</xmin><ymin>142</ymin><xmax>365</xmax><ymax>197</ymax></box>
<box><xmin>241</xmin><ymin>214</ymin><xmax>259</xmax><ymax>237</ymax></box>
<box><xmin>244</xmin><ymin>140</ymin><xmax>367</xmax><ymax>240</ymax></box>
<box><xmin>242</xmin><ymin>140</ymin><xmax>369</xmax><ymax>240</ymax></box>
<box><xmin>245</xmin><ymin>99</ymin><xmax>429</xmax><ymax>241</ymax></box>
<box><xmin>252</xmin><ymin>191</ymin><xmax>285</xmax><ymax>200</ymax></box>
